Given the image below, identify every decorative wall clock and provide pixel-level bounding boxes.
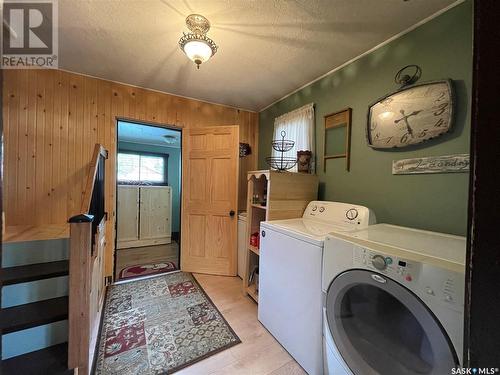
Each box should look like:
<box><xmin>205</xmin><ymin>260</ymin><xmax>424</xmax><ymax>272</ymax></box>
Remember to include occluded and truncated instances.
<box><xmin>367</xmin><ymin>80</ymin><xmax>455</xmax><ymax>148</ymax></box>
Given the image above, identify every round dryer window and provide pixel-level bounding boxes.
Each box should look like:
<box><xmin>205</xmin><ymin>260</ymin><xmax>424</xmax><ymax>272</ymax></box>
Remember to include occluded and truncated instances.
<box><xmin>325</xmin><ymin>270</ymin><xmax>459</xmax><ymax>375</ymax></box>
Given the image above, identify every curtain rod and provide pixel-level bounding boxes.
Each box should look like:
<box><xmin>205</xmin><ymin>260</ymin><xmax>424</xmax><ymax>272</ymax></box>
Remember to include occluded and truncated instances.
<box><xmin>275</xmin><ymin>103</ymin><xmax>314</xmax><ymax>122</ymax></box>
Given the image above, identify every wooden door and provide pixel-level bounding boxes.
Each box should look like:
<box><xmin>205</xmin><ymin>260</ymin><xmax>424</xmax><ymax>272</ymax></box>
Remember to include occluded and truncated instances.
<box><xmin>116</xmin><ymin>186</ymin><xmax>139</xmax><ymax>249</ymax></box>
<box><xmin>139</xmin><ymin>186</ymin><xmax>172</xmax><ymax>243</ymax></box>
<box><xmin>181</xmin><ymin>126</ymin><xmax>239</xmax><ymax>276</ymax></box>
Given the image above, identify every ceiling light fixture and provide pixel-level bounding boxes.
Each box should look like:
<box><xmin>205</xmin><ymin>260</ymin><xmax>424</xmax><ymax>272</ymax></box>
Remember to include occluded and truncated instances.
<box><xmin>163</xmin><ymin>134</ymin><xmax>177</xmax><ymax>144</ymax></box>
<box><xmin>179</xmin><ymin>14</ymin><xmax>218</xmax><ymax>69</ymax></box>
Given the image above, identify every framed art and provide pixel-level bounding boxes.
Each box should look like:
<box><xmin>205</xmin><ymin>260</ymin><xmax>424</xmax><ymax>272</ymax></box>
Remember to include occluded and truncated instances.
<box><xmin>323</xmin><ymin>108</ymin><xmax>352</xmax><ymax>171</ymax></box>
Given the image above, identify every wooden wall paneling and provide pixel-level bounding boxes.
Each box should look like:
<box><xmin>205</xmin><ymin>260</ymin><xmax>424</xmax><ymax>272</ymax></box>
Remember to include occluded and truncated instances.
<box><xmin>11</xmin><ymin>70</ymin><xmax>20</xmax><ymax>225</ymax></box>
<box><xmin>97</xmin><ymin>79</ymin><xmax>112</xmax><ymax>273</ymax></box>
<box><xmin>3</xmin><ymin>69</ymin><xmax>258</xmax><ymax>277</ymax></box>
<box><xmin>51</xmin><ymin>71</ymin><xmax>61</xmax><ymax>222</ymax></box>
<box><xmin>35</xmin><ymin>72</ymin><xmax>43</xmax><ymax>220</ymax></box>
<box><xmin>15</xmin><ymin>70</ymin><xmax>24</xmax><ymax>223</ymax></box>
<box><xmin>3</xmin><ymin>71</ymin><xmax>15</xmax><ymax>225</ymax></box>
<box><xmin>25</xmin><ymin>71</ymin><xmax>34</xmax><ymax>220</ymax></box>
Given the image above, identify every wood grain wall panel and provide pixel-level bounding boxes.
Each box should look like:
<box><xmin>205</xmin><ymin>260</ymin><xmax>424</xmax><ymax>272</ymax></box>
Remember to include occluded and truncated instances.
<box><xmin>3</xmin><ymin>69</ymin><xmax>258</xmax><ymax>276</ymax></box>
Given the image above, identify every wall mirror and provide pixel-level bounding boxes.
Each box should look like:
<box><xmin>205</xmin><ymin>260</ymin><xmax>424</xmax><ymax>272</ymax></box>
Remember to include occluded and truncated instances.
<box><xmin>323</xmin><ymin>108</ymin><xmax>352</xmax><ymax>171</ymax></box>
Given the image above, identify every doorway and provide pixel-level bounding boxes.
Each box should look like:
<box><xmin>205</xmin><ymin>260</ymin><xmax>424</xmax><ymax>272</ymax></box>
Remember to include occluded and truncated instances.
<box><xmin>114</xmin><ymin>120</ymin><xmax>182</xmax><ymax>281</ymax></box>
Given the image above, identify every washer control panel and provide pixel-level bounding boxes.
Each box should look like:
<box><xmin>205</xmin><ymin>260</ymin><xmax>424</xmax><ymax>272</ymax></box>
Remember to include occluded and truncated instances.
<box><xmin>353</xmin><ymin>247</ymin><xmax>418</xmax><ymax>283</ymax></box>
<box><xmin>303</xmin><ymin>201</ymin><xmax>375</xmax><ymax>228</ymax></box>
<box><xmin>353</xmin><ymin>246</ymin><xmax>463</xmax><ymax>310</ymax></box>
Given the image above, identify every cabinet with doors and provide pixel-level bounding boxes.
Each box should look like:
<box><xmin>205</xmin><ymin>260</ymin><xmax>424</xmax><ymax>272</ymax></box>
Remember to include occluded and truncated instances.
<box><xmin>243</xmin><ymin>170</ymin><xmax>319</xmax><ymax>302</ymax></box>
<box><xmin>116</xmin><ymin>185</ymin><xmax>172</xmax><ymax>249</ymax></box>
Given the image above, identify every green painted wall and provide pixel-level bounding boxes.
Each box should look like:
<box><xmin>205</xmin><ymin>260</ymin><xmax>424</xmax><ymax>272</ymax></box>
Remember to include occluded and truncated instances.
<box><xmin>259</xmin><ymin>1</ymin><xmax>472</xmax><ymax>236</ymax></box>
<box><xmin>118</xmin><ymin>141</ymin><xmax>181</xmax><ymax>233</ymax></box>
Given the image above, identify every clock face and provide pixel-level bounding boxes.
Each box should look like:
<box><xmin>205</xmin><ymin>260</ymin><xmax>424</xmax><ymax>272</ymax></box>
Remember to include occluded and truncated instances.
<box><xmin>367</xmin><ymin>80</ymin><xmax>454</xmax><ymax>148</ymax></box>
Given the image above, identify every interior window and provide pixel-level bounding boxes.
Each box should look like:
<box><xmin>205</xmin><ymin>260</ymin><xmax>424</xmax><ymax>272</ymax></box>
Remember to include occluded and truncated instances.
<box><xmin>117</xmin><ymin>152</ymin><xmax>167</xmax><ymax>185</ymax></box>
<box><xmin>272</xmin><ymin>103</ymin><xmax>315</xmax><ymax>172</ymax></box>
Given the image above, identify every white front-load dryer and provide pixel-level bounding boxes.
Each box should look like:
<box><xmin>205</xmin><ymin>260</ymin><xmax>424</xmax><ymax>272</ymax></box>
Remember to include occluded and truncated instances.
<box><xmin>322</xmin><ymin>224</ymin><xmax>466</xmax><ymax>375</ymax></box>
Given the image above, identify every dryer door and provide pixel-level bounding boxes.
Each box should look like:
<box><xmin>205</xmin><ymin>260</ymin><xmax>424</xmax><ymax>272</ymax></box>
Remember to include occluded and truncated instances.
<box><xmin>326</xmin><ymin>269</ymin><xmax>458</xmax><ymax>375</ymax></box>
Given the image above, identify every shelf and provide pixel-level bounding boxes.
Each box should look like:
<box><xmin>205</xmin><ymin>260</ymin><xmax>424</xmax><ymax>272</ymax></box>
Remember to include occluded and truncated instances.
<box><xmin>251</xmin><ymin>203</ymin><xmax>267</xmax><ymax>209</ymax></box>
<box><xmin>247</xmin><ymin>284</ymin><xmax>258</xmax><ymax>302</ymax></box>
<box><xmin>248</xmin><ymin>245</ymin><xmax>260</xmax><ymax>255</ymax></box>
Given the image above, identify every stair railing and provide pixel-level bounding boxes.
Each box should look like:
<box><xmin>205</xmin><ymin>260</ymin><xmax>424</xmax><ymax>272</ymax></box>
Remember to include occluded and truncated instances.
<box><xmin>67</xmin><ymin>144</ymin><xmax>108</xmax><ymax>375</ymax></box>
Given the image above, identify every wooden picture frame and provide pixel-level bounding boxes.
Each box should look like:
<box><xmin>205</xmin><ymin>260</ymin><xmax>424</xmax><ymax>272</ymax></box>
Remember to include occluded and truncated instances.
<box><xmin>323</xmin><ymin>108</ymin><xmax>352</xmax><ymax>172</ymax></box>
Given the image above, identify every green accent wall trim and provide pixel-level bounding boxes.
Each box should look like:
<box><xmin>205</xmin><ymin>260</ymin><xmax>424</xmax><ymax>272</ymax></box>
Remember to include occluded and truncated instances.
<box><xmin>258</xmin><ymin>1</ymin><xmax>472</xmax><ymax>236</ymax></box>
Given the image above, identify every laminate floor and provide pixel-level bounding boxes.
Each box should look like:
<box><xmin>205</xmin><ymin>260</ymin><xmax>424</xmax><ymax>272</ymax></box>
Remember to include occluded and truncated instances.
<box><xmin>176</xmin><ymin>273</ymin><xmax>306</xmax><ymax>375</ymax></box>
<box><xmin>114</xmin><ymin>242</ymin><xmax>179</xmax><ymax>280</ymax></box>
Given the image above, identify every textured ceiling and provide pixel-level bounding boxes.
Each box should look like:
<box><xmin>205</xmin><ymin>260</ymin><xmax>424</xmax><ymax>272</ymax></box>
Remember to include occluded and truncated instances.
<box><xmin>58</xmin><ymin>0</ymin><xmax>458</xmax><ymax>111</ymax></box>
<box><xmin>118</xmin><ymin>121</ymin><xmax>181</xmax><ymax>148</ymax></box>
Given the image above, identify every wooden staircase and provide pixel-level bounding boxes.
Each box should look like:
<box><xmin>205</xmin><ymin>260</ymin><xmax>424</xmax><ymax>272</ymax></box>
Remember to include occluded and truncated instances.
<box><xmin>1</xmin><ymin>143</ymin><xmax>109</xmax><ymax>374</ymax></box>
<box><xmin>1</xmin><ymin>231</ymin><xmax>72</xmax><ymax>374</ymax></box>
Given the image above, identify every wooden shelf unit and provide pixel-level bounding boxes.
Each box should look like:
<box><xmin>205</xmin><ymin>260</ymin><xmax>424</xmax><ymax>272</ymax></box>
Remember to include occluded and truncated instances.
<box><xmin>243</xmin><ymin>170</ymin><xmax>319</xmax><ymax>303</ymax></box>
<box><xmin>248</xmin><ymin>245</ymin><xmax>260</xmax><ymax>256</ymax></box>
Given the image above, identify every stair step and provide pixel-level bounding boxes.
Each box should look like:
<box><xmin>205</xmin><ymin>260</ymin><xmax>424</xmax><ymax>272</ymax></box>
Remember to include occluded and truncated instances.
<box><xmin>2</xmin><ymin>260</ymin><xmax>69</xmax><ymax>285</ymax></box>
<box><xmin>1</xmin><ymin>343</ymin><xmax>72</xmax><ymax>375</ymax></box>
<box><xmin>0</xmin><ymin>296</ymin><xmax>68</xmax><ymax>334</ymax></box>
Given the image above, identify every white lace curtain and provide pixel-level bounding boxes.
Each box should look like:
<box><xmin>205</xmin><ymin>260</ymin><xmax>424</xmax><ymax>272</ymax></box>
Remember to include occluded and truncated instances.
<box><xmin>272</xmin><ymin>103</ymin><xmax>315</xmax><ymax>172</ymax></box>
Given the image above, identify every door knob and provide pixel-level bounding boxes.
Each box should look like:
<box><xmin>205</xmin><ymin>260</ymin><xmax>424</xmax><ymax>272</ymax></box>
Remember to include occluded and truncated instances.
<box><xmin>229</xmin><ymin>210</ymin><xmax>235</xmax><ymax>217</ymax></box>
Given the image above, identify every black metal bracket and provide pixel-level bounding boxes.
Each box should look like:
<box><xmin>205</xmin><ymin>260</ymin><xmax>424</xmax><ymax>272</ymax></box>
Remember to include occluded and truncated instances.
<box><xmin>68</xmin><ymin>213</ymin><xmax>95</xmax><ymax>223</ymax></box>
<box><xmin>395</xmin><ymin>65</ymin><xmax>422</xmax><ymax>87</ymax></box>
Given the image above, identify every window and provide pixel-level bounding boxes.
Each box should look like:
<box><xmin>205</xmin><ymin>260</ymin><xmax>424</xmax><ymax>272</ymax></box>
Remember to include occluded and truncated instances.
<box><xmin>117</xmin><ymin>152</ymin><xmax>168</xmax><ymax>185</ymax></box>
<box><xmin>272</xmin><ymin>103</ymin><xmax>315</xmax><ymax>172</ymax></box>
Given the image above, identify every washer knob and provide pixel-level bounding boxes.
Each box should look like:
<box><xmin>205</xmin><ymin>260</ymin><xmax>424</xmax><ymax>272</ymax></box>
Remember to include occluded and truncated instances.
<box><xmin>319</xmin><ymin>207</ymin><xmax>325</xmax><ymax>213</ymax></box>
<box><xmin>372</xmin><ymin>255</ymin><xmax>387</xmax><ymax>270</ymax></box>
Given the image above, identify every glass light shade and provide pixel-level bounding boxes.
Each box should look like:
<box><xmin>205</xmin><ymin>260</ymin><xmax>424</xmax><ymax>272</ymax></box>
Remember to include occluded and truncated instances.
<box><xmin>183</xmin><ymin>40</ymin><xmax>213</xmax><ymax>66</ymax></box>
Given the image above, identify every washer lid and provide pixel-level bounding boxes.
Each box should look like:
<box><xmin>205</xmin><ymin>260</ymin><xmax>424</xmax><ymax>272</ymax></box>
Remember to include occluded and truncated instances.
<box><xmin>261</xmin><ymin>218</ymin><xmax>351</xmax><ymax>246</ymax></box>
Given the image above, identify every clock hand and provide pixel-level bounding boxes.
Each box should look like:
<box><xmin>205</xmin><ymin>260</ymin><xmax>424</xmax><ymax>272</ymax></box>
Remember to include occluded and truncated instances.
<box><xmin>394</xmin><ymin>109</ymin><xmax>422</xmax><ymax>137</ymax></box>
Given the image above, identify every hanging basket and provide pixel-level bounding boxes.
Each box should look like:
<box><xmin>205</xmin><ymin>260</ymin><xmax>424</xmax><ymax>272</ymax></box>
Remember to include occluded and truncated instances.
<box><xmin>265</xmin><ymin>157</ymin><xmax>297</xmax><ymax>171</ymax></box>
<box><xmin>271</xmin><ymin>130</ymin><xmax>295</xmax><ymax>152</ymax></box>
<box><xmin>266</xmin><ymin>130</ymin><xmax>297</xmax><ymax>171</ymax></box>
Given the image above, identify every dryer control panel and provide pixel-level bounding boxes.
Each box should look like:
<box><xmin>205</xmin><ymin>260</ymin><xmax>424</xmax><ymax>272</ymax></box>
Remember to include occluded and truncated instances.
<box><xmin>353</xmin><ymin>246</ymin><xmax>464</xmax><ymax>312</ymax></box>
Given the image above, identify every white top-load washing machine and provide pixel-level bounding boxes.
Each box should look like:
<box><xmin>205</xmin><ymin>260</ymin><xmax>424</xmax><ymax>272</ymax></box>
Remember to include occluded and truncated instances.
<box><xmin>322</xmin><ymin>224</ymin><xmax>466</xmax><ymax>375</ymax></box>
<box><xmin>258</xmin><ymin>201</ymin><xmax>376</xmax><ymax>375</ymax></box>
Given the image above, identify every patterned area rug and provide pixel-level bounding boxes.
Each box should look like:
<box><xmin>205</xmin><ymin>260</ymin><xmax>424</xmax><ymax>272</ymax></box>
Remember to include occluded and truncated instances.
<box><xmin>94</xmin><ymin>272</ymin><xmax>241</xmax><ymax>374</ymax></box>
<box><xmin>119</xmin><ymin>262</ymin><xmax>177</xmax><ymax>280</ymax></box>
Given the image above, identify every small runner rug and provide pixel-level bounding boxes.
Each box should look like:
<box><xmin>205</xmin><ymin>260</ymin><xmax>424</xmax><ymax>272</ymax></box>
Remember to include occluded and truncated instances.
<box><xmin>119</xmin><ymin>262</ymin><xmax>177</xmax><ymax>281</ymax></box>
<box><xmin>94</xmin><ymin>272</ymin><xmax>241</xmax><ymax>374</ymax></box>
